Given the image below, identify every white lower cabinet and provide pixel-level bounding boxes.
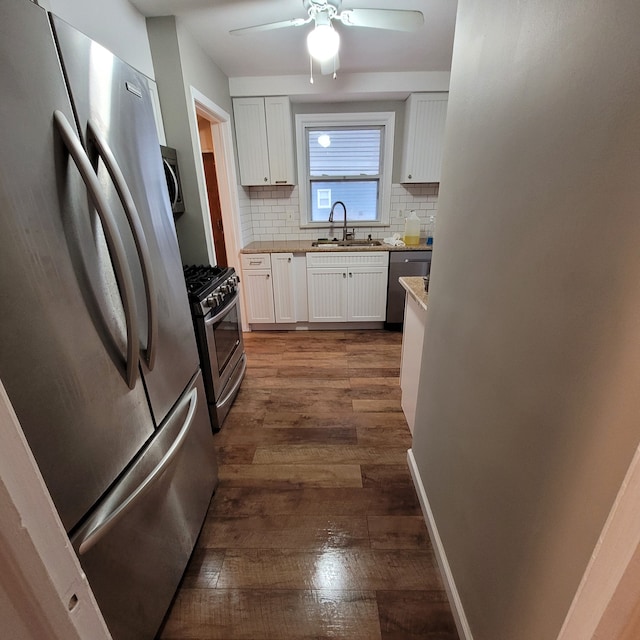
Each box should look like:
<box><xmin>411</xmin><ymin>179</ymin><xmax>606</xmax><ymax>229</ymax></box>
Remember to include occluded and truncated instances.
<box><xmin>241</xmin><ymin>253</ymin><xmax>300</xmax><ymax>324</ymax></box>
<box><xmin>400</xmin><ymin>292</ymin><xmax>426</xmax><ymax>433</ymax></box>
<box><xmin>271</xmin><ymin>253</ymin><xmax>296</xmax><ymax>323</ymax></box>
<box><xmin>306</xmin><ymin>252</ymin><xmax>389</xmax><ymax>323</ymax></box>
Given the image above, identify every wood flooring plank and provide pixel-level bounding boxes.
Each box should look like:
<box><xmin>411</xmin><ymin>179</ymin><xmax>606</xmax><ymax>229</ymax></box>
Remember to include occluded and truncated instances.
<box><xmin>356</xmin><ymin>426</ymin><xmax>412</xmax><ymax>447</ymax></box>
<box><xmin>158</xmin><ymin>588</ymin><xmax>381</xmax><ymax>640</ymax></box>
<box><xmin>361</xmin><ymin>465</ymin><xmax>416</xmax><ymax>489</ymax></box>
<box><xmin>241</xmin><ymin>377</ymin><xmax>348</xmax><ymax>390</ymax></box>
<box><xmin>216</xmin><ymin>549</ymin><xmax>444</xmax><ymax>591</ymax></box>
<box><xmin>199</xmin><ymin>515</ymin><xmax>369</xmax><ymax>549</ymax></box>
<box><xmin>275</xmin><ymin>366</ymin><xmax>349</xmax><ymax>379</ymax></box>
<box><xmin>218</xmin><ymin>463</ymin><xmax>363</xmax><ymax>489</ymax></box>
<box><xmin>352</xmin><ymin>399</ymin><xmax>403</xmax><ymax>413</ymax></box>
<box><xmin>213</xmin><ymin>445</ymin><xmax>256</xmax><ymax>465</ymax></box>
<box><xmin>179</xmin><ymin>548</ymin><xmax>226</xmax><ymax>589</ymax></box>
<box><xmin>376</xmin><ymin>590</ymin><xmax>460</xmax><ymax>640</ymax></box>
<box><xmin>350</xmin><ymin>386</ymin><xmax>402</xmax><ymax>400</ymax></box>
<box><xmin>266</xmin><ymin>389</ymin><xmax>354</xmax><ymax>413</ymax></box>
<box><xmin>350</xmin><ymin>377</ymin><xmax>401</xmax><ymax>387</ymax></box>
<box><xmin>345</xmin><ymin>367</ymin><xmax>401</xmax><ymax>378</ymax></box>
<box><xmin>262</xmin><ymin>411</ymin><xmax>409</xmax><ymax>429</ymax></box>
<box><xmin>208</xmin><ymin>487</ymin><xmax>422</xmax><ymax>518</ymax></box>
<box><xmin>367</xmin><ymin>516</ymin><xmax>431</xmax><ymax>550</ymax></box>
<box><xmin>214</xmin><ymin>425</ymin><xmax>357</xmax><ymax>446</ymax></box>
<box><xmin>252</xmin><ymin>444</ymin><xmax>408</xmax><ymax>465</ymax></box>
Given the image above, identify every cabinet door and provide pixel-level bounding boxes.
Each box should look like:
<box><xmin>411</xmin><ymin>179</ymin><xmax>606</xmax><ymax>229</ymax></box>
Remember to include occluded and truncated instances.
<box><xmin>232</xmin><ymin>97</ymin><xmax>270</xmax><ymax>186</ymax></box>
<box><xmin>347</xmin><ymin>266</ymin><xmax>389</xmax><ymax>321</ymax></box>
<box><xmin>265</xmin><ymin>97</ymin><xmax>295</xmax><ymax>185</ymax></box>
<box><xmin>271</xmin><ymin>253</ymin><xmax>295</xmax><ymax>323</ymax></box>
<box><xmin>401</xmin><ymin>93</ymin><xmax>448</xmax><ymax>183</ymax></box>
<box><xmin>243</xmin><ymin>269</ymin><xmax>275</xmax><ymax>323</ymax></box>
<box><xmin>307</xmin><ymin>268</ymin><xmax>348</xmax><ymax>322</ymax></box>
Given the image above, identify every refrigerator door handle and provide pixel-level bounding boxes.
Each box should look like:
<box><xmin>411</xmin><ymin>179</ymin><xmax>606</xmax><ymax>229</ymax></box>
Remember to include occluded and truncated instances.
<box><xmin>53</xmin><ymin>110</ymin><xmax>139</xmax><ymax>389</ymax></box>
<box><xmin>76</xmin><ymin>386</ymin><xmax>199</xmax><ymax>556</ymax></box>
<box><xmin>87</xmin><ymin>121</ymin><xmax>158</xmax><ymax>371</ymax></box>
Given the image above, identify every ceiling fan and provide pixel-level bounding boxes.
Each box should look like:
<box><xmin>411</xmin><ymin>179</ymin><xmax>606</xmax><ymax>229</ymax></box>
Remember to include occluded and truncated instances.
<box><xmin>229</xmin><ymin>0</ymin><xmax>424</xmax><ymax>78</ymax></box>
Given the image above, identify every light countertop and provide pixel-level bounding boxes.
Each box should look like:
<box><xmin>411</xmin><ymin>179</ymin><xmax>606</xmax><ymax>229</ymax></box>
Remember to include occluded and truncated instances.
<box><xmin>241</xmin><ymin>240</ymin><xmax>433</xmax><ymax>254</ymax></box>
<box><xmin>399</xmin><ymin>276</ymin><xmax>428</xmax><ymax>311</ymax></box>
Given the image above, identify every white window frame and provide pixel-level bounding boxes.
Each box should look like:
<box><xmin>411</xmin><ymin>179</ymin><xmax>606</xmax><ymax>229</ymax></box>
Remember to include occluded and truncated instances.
<box><xmin>317</xmin><ymin>188</ymin><xmax>332</xmax><ymax>209</ymax></box>
<box><xmin>295</xmin><ymin>112</ymin><xmax>395</xmax><ymax>228</ymax></box>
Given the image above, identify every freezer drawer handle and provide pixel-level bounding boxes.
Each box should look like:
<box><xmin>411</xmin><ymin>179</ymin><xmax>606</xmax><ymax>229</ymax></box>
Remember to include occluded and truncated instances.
<box><xmin>53</xmin><ymin>110</ymin><xmax>139</xmax><ymax>389</ymax></box>
<box><xmin>76</xmin><ymin>386</ymin><xmax>199</xmax><ymax>555</ymax></box>
<box><xmin>87</xmin><ymin>121</ymin><xmax>158</xmax><ymax>371</ymax></box>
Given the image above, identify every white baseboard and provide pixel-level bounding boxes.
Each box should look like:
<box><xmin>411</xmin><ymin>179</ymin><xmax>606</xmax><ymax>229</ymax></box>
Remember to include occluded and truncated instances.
<box><xmin>407</xmin><ymin>448</ymin><xmax>474</xmax><ymax>640</ymax></box>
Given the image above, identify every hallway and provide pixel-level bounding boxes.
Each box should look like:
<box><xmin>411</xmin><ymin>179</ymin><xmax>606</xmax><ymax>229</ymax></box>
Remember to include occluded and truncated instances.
<box><xmin>158</xmin><ymin>330</ymin><xmax>459</xmax><ymax>640</ymax></box>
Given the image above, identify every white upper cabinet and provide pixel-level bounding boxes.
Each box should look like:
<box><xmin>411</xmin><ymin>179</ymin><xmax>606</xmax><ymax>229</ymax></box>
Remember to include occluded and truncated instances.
<box><xmin>233</xmin><ymin>96</ymin><xmax>296</xmax><ymax>186</ymax></box>
<box><xmin>400</xmin><ymin>93</ymin><xmax>448</xmax><ymax>183</ymax></box>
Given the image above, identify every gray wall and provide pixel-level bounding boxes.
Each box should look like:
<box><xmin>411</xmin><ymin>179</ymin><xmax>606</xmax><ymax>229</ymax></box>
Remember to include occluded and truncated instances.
<box><xmin>147</xmin><ymin>16</ymin><xmax>232</xmax><ymax>265</ymax></box>
<box><xmin>411</xmin><ymin>1</ymin><xmax>640</xmax><ymax>639</ymax></box>
<box><xmin>46</xmin><ymin>0</ymin><xmax>153</xmax><ymax>77</ymax></box>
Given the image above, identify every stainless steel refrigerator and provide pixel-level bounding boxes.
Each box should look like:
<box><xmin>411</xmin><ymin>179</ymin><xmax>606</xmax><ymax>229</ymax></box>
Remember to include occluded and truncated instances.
<box><xmin>0</xmin><ymin>1</ymin><xmax>218</xmax><ymax>638</ymax></box>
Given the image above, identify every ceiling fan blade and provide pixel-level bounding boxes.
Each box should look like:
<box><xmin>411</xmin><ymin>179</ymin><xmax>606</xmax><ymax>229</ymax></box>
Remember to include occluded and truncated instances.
<box><xmin>230</xmin><ymin>16</ymin><xmax>311</xmax><ymax>36</ymax></box>
<box><xmin>320</xmin><ymin>53</ymin><xmax>340</xmax><ymax>76</ymax></box>
<box><xmin>337</xmin><ymin>9</ymin><xmax>424</xmax><ymax>31</ymax></box>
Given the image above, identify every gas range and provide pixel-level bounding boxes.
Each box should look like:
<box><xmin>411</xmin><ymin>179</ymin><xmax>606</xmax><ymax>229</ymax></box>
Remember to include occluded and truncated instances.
<box><xmin>182</xmin><ymin>264</ymin><xmax>246</xmax><ymax>431</ymax></box>
<box><xmin>183</xmin><ymin>264</ymin><xmax>240</xmax><ymax>317</ymax></box>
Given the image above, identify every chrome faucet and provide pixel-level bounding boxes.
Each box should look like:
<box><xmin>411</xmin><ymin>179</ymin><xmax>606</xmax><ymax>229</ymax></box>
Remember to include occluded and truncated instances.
<box><xmin>328</xmin><ymin>201</ymin><xmax>350</xmax><ymax>242</ymax></box>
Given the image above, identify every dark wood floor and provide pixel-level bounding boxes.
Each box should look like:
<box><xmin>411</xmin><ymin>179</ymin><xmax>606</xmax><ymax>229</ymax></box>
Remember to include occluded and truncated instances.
<box><xmin>157</xmin><ymin>330</ymin><xmax>459</xmax><ymax>640</ymax></box>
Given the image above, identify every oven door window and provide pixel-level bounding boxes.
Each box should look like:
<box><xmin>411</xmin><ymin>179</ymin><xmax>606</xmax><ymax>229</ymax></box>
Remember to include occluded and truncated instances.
<box><xmin>206</xmin><ymin>301</ymin><xmax>240</xmax><ymax>377</ymax></box>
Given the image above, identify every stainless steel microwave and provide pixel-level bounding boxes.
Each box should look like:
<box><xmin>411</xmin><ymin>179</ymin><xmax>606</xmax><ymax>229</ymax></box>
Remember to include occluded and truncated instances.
<box><xmin>160</xmin><ymin>145</ymin><xmax>185</xmax><ymax>215</ymax></box>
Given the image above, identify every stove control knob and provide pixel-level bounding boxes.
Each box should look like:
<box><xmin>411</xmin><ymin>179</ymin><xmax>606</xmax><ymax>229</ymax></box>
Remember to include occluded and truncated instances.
<box><xmin>205</xmin><ymin>293</ymin><xmax>221</xmax><ymax>307</ymax></box>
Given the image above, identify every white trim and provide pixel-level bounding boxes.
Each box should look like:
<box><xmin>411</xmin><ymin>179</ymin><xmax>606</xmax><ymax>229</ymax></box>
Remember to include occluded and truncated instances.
<box><xmin>295</xmin><ymin>111</ymin><xmax>394</xmax><ymax>229</ymax></box>
<box><xmin>189</xmin><ymin>89</ymin><xmax>248</xmax><ymax>330</ymax></box>
<box><xmin>557</xmin><ymin>442</ymin><xmax>640</xmax><ymax>639</ymax></box>
<box><xmin>0</xmin><ymin>379</ymin><xmax>111</xmax><ymax>640</ymax></box>
<box><xmin>229</xmin><ymin>70</ymin><xmax>451</xmax><ymax>101</ymax></box>
<box><xmin>189</xmin><ymin>88</ymin><xmax>242</xmax><ymax>265</ymax></box>
<box><xmin>407</xmin><ymin>448</ymin><xmax>474</xmax><ymax>640</ymax></box>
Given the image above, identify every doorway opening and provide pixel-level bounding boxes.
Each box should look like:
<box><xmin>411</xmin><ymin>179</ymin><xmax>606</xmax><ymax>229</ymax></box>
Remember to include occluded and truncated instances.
<box><xmin>197</xmin><ymin>113</ymin><xmax>227</xmax><ymax>267</ymax></box>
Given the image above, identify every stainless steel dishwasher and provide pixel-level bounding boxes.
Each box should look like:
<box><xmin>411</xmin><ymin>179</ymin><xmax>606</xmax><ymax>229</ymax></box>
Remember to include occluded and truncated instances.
<box><xmin>385</xmin><ymin>250</ymin><xmax>432</xmax><ymax>327</ymax></box>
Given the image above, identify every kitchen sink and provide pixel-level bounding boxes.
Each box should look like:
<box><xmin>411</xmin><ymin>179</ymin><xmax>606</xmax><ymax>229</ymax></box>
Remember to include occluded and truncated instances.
<box><xmin>311</xmin><ymin>238</ymin><xmax>382</xmax><ymax>247</ymax></box>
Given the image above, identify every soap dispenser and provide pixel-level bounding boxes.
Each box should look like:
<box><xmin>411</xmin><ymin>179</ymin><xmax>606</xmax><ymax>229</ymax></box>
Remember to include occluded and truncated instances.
<box><xmin>403</xmin><ymin>211</ymin><xmax>421</xmax><ymax>246</ymax></box>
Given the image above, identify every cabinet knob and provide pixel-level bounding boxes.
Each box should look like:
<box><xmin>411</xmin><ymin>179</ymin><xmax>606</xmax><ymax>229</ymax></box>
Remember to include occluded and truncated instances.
<box><xmin>287</xmin><ymin>257</ymin><xmax>291</xmax><ymax>262</ymax></box>
<box><xmin>266</xmin><ymin>273</ymin><xmax>270</xmax><ymax>279</ymax></box>
<box><xmin>408</xmin><ymin>174</ymin><xmax>412</xmax><ymax>179</ymax></box>
<box><xmin>343</xmin><ymin>273</ymin><xmax>347</xmax><ymax>278</ymax></box>
<box><xmin>264</xmin><ymin>177</ymin><xmax>268</xmax><ymax>182</ymax></box>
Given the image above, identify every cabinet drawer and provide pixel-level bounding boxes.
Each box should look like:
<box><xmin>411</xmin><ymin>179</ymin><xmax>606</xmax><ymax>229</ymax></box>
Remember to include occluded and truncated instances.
<box><xmin>241</xmin><ymin>253</ymin><xmax>271</xmax><ymax>270</ymax></box>
<box><xmin>306</xmin><ymin>251</ymin><xmax>389</xmax><ymax>269</ymax></box>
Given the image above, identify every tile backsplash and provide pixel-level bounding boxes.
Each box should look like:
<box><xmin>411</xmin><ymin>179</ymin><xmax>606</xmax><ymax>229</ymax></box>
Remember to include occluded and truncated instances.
<box><xmin>237</xmin><ymin>183</ymin><xmax>438</xmax><ymax>245</ymax></box>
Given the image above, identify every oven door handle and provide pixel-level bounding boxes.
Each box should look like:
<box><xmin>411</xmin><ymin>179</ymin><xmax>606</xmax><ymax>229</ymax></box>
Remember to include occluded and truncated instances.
<box><xmin>53</xmin><ymin>110</ymin><xmax>139</xmax><ymax>389</ymax></box>
<box><xmin>87</xmin><ymin>120</ymin><xmax>158</xmax><ymax>371</ymax></box>
<box><xmin>204</xmin><ymin>291</ymin><xmax>240</xmax><ymax>326</ymax></box>
<box><xmin>163</xmin><ymin>158</ymin><xmax>179</xmax><ymax>209</ymax></box>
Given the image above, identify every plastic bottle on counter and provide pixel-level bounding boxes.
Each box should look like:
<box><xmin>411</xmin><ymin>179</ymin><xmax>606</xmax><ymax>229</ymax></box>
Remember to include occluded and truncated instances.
<box><xmin>403</xmin><ymin>211</ymin><xmax>421</xmax><ymax>246</ymax></box>
<box><xmin>426</xmin><ymin>214</ymin><xmax>435</xmax><ymax>246</ymax></box>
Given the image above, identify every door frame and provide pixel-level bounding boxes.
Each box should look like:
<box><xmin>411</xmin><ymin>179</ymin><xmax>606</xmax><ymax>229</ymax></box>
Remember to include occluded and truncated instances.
<box><xmin>188</xmin><ymin>88</ymin><xmax>247</xmax><ymax>329</ymax></box>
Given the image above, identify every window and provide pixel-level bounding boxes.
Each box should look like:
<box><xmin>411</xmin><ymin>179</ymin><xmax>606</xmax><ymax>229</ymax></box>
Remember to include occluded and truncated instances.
<box><xmin>296</xmin><ymin>112</ymin><xmax>395</xmax><ymax>227</ymax></box>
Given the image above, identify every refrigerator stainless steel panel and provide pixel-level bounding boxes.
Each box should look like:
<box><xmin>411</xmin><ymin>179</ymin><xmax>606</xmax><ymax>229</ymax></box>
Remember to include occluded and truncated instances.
<box><xmin>52</xmin><ymin>16</ymin><xmax>200</xmax><ymax>426</ymax></box>
<box><xmin>0</xmin><ymin>0</ymin><xmax>155</xmax><ymax>533</ymax></box>
<box><xmin>71</xmin><ymin>372</ymin><xmax>217</xmax><ymax>640</ymax></box>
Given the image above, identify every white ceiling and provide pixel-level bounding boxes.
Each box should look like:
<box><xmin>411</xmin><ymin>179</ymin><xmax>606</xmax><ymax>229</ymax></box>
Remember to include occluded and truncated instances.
<box><xmin>129</xmin><ymin>0</ymin><xmax>457</xmax><ymax>79</ymax></box>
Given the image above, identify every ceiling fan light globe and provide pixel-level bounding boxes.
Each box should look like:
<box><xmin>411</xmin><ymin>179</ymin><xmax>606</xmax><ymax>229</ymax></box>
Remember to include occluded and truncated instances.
<box><xmin>307</xmin><ymin>25</ymin><xmax>340</xmax><ymax>62</ymax></box>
